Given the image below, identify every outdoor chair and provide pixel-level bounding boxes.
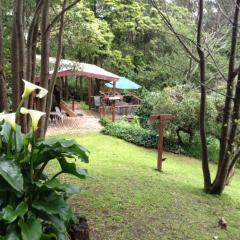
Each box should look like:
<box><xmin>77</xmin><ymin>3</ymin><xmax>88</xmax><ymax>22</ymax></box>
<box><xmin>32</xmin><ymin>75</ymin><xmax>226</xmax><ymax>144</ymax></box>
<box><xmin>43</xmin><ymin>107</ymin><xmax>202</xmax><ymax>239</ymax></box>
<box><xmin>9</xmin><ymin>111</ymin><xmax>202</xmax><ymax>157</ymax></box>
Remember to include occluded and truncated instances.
<box><xmin>55</xmin><ymin>106</ymin><xmax>65</xmax><ymax>123</ymax></box>
<box><xmin>49</xmin><ymin>106</ymin><xmax>65</xmax><ymax>124</ymax></box>
<box><xmin>94</xmin><ymin>96</ymin><xmax>101</xmax><ymax>110</ymax></box>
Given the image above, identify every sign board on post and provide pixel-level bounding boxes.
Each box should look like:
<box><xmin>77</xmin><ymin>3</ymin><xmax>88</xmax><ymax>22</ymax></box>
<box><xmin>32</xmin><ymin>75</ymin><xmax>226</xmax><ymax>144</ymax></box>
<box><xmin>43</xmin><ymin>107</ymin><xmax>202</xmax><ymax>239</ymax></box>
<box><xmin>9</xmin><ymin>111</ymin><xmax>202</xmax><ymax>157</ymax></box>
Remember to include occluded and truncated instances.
<box><xmin>149</xmin><ymin>114</ymin><xmax>174</xmax><ymax>172</ymax></box>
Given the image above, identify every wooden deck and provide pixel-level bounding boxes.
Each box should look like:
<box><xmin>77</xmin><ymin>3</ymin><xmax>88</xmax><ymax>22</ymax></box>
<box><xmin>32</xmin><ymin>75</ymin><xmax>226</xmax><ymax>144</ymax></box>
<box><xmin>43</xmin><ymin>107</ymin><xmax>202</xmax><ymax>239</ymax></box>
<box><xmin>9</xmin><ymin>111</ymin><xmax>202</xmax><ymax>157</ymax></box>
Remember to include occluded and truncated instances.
<box><xmin>46</xmin><ymin>109</ymin><xmax>103</xmax><ymax>136</ymax></box>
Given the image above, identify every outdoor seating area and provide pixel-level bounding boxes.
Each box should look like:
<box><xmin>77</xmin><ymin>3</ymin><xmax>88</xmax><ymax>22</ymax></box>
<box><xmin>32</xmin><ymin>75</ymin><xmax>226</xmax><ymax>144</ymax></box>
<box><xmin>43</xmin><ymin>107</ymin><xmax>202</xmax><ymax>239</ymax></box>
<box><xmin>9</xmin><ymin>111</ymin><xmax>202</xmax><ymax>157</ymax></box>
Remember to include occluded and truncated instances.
<box><xmin>36</xmin><ymin>55</ymin><xmax>142</xmax><ymax>122</ymax></box>
<box><xmin>47</xmin><ymin>105</ymin><xmax>103</xmax><ymax>136</ymax></box>
<box><xmin>98</xmin><ymin>93</ymin><xmax>141</xmax><ymax>120</ymax></box>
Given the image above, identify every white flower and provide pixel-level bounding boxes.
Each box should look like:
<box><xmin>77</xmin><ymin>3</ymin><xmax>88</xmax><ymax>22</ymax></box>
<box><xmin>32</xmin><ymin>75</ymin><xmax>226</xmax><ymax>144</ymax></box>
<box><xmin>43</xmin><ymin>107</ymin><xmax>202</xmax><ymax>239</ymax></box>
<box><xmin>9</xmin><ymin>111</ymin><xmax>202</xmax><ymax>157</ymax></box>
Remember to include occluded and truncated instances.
<box><xmin>20</xmin><ymin>107</ymin><xmax>45</xmax><ymax>130</ymax></box>
<box><xmin>22</xmin><ymin>79</ymin><xmax>48</xmax><ymax>99</ymax></box>
<box><xmin>0</xmin><ymin>113</ymin><xmax>16</xmax><ymax>130</ymax></box>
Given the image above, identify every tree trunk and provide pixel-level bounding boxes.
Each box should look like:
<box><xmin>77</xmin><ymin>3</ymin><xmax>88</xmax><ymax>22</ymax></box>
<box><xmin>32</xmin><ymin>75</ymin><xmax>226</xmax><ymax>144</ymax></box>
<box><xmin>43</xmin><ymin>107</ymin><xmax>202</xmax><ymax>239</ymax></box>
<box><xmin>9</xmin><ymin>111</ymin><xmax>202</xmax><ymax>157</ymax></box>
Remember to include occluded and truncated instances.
<box><xmin>11</xmin><ymin>2</ymin><xmax>20</xmax><ymax>111</ymax></box>
<box><xmin>26</xmin><ymin>0</ymin><xmax>42</xmax><ymax>130</ymax></box>
<box><xmin>0</xmin><ymin>0</ymin><xmax>8</xmax><ymax>112</ymax></box>
<box><xmin>196</xmin><ymin>0</ymin><xmax>211</xmax><ymax>192</ymax></box>
<box><xmin>44</xmin><ymin>0</ymin><xmax>67</xmax><ymax>135</ymax></box>
<box><xmin>37</xmin><ymin>0</ymin><xmax>50</xmax><ymax>138</ymax></box>
<box><xmin>210</xmin><ymin>0</ymin><xmax>240</xmax><ymax>194</ymax></box>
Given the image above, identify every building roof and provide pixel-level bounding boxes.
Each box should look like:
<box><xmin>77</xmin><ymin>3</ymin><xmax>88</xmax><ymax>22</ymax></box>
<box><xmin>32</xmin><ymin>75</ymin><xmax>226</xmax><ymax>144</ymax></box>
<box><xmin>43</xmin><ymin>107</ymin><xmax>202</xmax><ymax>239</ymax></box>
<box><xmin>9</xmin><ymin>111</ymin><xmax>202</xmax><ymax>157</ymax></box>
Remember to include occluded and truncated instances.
<box><xmin>35</xmin><ymin>55</ymin><xmax>120</xmax><ymax>82</ymax></box>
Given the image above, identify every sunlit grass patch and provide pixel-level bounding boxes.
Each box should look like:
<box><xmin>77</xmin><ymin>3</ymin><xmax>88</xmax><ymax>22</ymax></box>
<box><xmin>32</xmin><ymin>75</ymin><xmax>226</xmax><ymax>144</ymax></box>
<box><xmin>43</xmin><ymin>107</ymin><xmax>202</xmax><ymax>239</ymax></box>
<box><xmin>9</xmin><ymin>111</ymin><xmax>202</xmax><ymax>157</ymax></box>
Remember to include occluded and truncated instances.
<box><xmin>47</xmin><ymin>133</ymin><xmax>240</xmax><ymax>240</ymax></box>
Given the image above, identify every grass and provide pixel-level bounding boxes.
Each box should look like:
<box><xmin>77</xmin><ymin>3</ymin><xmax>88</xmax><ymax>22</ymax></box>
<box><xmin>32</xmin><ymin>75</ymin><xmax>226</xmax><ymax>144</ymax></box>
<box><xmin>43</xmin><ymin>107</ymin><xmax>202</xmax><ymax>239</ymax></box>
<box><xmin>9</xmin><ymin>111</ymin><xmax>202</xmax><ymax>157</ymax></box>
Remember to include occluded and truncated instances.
<box><xmin>48</xmin><ymin>133</ymin><xmax>240</xmax><ymax>240</ymax></box>
<box><xmin>79</xmin><ymin>101</ymin><xmax>89</xmax><ymax>110</ymax></box>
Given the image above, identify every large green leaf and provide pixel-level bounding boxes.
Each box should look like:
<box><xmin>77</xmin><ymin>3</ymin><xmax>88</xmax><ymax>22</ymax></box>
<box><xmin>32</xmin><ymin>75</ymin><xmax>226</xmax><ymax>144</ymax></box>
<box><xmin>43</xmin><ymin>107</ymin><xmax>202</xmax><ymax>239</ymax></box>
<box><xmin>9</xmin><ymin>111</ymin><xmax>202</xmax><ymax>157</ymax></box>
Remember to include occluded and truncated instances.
<box><xmin>58</xmin><ymin>158</ymin><xmax>88</xmax><ymax>179</ymax></box>
<box><xmin>20</xmin><ymin>216</ymin><xmax>42</xmax><ymax>240</ymax></box>
<box><xmin>35</xmin><ymin>138</ymin><xmax>89</xmax><ymax>165</ymax></box>
<box><xmin>47</xmin><ymin>215</ymin><xmax>66</xmax><ymax>240</ymax></box>
<box><xmin>0</xmin><ymin>160</ymin><xmax>23</xmax><ymax>192</ymax></box>
<box><xmin>36</xmin><ymin>179</ymin><xmax>80</xmax><ymax>197</ymax></box>
<box><xmin>0</xmin><ymin>123</ymin><xmax>11</xmax><ymax>143</ymax></box>
<box><xmin>15</xmin><ymin>126</ymin><xmax>24</xmax><ymax>152</ymax></box>
<box><xmin>32</xmin><ymin>193</ymin><xmax>72</xmax><ymax>221</ymax></box>
<box><xmin>5</xmin><ymin>231</ymin><xmax>21</xmax><ymax>240</ymax></box>
<box><xmin>0</xmin><ymin>202</ymin><xmax>28</xmax><ymax>223</ymax></box>
<box><xmin>0</xmin><ymin>124</ymin><xmax>23</xmax><ymax>152</ymax></box>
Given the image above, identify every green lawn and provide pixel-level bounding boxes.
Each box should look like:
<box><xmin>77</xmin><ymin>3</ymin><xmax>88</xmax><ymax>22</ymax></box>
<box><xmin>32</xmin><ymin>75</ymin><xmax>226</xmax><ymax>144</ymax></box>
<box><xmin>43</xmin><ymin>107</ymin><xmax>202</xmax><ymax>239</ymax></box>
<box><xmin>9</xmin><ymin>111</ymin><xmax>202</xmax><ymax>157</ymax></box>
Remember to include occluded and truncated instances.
<box><xmin>49</xmin><ymin>133</ymin><xmax>240</xmax><ymax>240</ymax></box>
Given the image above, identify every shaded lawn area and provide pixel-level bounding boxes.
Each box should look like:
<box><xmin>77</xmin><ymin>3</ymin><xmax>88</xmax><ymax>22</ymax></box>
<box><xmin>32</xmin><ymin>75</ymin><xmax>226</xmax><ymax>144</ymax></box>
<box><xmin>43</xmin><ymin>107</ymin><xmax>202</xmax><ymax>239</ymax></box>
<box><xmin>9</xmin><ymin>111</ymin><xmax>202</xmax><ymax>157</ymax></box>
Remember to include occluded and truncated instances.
<box><xmin>48</xmin><ymin>133</ymin><xmax>240</xmax><ymax>240</ymax></box>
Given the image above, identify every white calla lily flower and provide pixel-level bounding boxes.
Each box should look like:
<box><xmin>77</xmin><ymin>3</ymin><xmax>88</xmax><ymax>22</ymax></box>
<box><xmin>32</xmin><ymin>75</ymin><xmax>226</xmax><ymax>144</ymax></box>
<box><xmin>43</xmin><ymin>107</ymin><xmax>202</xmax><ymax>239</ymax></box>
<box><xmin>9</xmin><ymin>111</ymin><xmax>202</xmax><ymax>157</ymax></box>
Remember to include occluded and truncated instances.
<box><xmin>0</xmin><ymin>113</ymin><xmax>16</xmax><ymax>130</ymax></box>
<box><xmin>20</xmin><ymin>107</ymin><xmax>45</xmax><ymax>130</ymax></box>
<box><xmin>22</xmin><ymin>79</ymin><xmax>48</xmax><ymax>99</ymax></box>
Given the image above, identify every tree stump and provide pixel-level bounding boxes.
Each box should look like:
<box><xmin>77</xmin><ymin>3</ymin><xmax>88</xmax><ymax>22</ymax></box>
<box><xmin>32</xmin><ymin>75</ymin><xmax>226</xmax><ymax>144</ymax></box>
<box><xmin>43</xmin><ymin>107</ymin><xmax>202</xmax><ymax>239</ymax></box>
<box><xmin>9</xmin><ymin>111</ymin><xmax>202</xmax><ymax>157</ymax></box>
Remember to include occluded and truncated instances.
<box><xmin>69</xmin><ymin>216</ymin><xmax>90</xmax><ymax>240</ymax></box>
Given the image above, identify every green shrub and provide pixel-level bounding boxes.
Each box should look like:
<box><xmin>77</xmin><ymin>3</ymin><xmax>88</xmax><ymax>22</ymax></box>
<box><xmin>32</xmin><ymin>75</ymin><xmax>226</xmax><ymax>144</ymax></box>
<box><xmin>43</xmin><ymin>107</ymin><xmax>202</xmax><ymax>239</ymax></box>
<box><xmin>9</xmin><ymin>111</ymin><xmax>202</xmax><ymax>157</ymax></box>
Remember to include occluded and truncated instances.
<box><xmin>104</xmin><ymin>120</ymin><xmax>158</xmax><ymax>148</ymax></box>
<box><xmin>99</xmin><ymin>117</ymin><xmax>112</xmax><ymax>127</ymax></box>
<box><xmin>103</xmin><ymin>119</ymin><xmax>219</xmax><ymax>164</ymax></box>
<box><xmin>137</xmin><ymin>86</ymin><xmax>223</xmax><ymax>143</ymax></box>
<box><xmin>79</xmin><ymin>101</ymin><xmax>89</xmax><ymax>110</ymax></box>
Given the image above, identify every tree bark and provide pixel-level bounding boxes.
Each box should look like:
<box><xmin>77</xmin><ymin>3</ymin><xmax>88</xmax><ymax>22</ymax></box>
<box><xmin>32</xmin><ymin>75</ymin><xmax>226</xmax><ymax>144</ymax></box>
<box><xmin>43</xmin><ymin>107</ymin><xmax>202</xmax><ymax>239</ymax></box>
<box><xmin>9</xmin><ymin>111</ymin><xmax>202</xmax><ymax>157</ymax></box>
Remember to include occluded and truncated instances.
<box><xmin>210</xmin><ymin>0</ymin><xmax>240</xmax><ymax>194</ymax></box>
<box><xmin>37</xmin><ymin>0</ymin><xmax>50</xmax><ymax>138</ymax></box>
<box><xmin>196</xmin><ymin>0</ymin><xmax>211</xmax><ymax>192</ymax></box>
<box><xmin>26</xmin><ymin>0</ymin><xmax>42</xmax><ymax>130</ymax></box>
<box><xmin>26</xmin><ymin>0</ymin><xmax>43</xmax><ymax>83</ymax></box>
<box><xmin>0</xmin><ymin>0</ymin><xmax>8</xmax><ymax>112</ymax></box>
<box><xmin>44</xmin><ymin>0</ymin><xmax>67</xmax><ymax>135</ymax></box>
<box><xmin>15</xmin><ymin>0</ymin><xmax>27</xmax><ymax>131</ymax></box>
<box><xmin>11</xmin><ymin>2</ymin><xmax>20</xmax><ymax>111</ymax></box>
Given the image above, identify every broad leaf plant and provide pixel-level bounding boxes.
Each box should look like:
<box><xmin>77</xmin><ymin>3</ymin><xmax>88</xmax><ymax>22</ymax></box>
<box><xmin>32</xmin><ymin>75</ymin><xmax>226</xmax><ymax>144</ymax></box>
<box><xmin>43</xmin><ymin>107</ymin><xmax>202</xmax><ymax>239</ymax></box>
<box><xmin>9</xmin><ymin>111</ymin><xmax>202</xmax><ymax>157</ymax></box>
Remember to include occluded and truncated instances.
<box><xmin>0</xmin><ymin>80</ymin><xmax>89</xmax><ymax>240</ymax></box>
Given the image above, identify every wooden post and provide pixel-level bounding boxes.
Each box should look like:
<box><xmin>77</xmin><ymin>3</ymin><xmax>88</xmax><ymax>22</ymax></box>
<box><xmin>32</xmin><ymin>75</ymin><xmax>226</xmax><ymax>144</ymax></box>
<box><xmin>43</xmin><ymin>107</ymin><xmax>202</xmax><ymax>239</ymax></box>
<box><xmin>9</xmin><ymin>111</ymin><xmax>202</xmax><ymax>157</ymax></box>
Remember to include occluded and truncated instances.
<box><xmin>103</xmin><ymin>105</ymin><xmax>105</xmax><ymax>117</ymax></box>
<box><xmin>79</xmin><ymin>77</ymin><xmax>83</xmax><ymax>101</ymax></box>
<box><xmin>88</xmin><ymin>78</ymin><xmax>92</xmax><ymax>109</ymax></box>
<box><xmin>149</xmin><ymin>114</ymin><xmax>174</xmax><ymax>172</ymax></box>
<box><xmin>72</xmin><ymin>95</ymin><xmax>75</xmax><ymax>112</ymax></box>
<box><xmin>112</xmin><ymin>81</ymin><xmax>116</xmax><ymax>122</ymax></box>
<box><xmin>124</xmin><ymin>106</ymin><xmax>128</xmax><ymax>116</ymax></box>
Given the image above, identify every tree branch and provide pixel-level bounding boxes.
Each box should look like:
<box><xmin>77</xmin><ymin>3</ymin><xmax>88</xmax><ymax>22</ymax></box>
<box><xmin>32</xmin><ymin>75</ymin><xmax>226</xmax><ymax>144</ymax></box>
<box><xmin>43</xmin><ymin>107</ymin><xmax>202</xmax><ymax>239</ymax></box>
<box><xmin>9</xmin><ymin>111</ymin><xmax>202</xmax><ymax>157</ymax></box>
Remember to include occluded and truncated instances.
<box><xmin>150</xmin><ymin>0</ymin><xmax>199</xmax><ymax>63</ymax></box>
<box><xmin>45</xmin><ymin>0</ymin><xmax>80</xmax><ymax>34</ymax></box>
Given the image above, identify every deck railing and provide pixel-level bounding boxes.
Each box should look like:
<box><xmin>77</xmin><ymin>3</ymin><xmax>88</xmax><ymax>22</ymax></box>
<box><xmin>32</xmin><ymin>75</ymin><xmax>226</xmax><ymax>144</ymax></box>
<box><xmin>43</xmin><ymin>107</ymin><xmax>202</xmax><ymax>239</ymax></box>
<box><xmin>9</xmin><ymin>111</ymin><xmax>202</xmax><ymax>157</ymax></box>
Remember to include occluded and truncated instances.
<box><xmin>99</xmin><ymin>104</ymin><xmax>139</xmax><ymax>119</ymax></box>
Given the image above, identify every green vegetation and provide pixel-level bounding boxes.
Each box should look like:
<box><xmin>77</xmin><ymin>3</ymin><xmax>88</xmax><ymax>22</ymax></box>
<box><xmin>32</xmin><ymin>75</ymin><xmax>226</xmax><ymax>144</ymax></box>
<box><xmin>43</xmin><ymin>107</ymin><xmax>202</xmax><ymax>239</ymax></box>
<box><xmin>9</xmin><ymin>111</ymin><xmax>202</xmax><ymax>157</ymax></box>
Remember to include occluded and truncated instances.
<box><xmin>0</xmin><ymin>85</ymin><xmax>89</xmax><ymax>239</ymax></box>
<box><xmin>103</xmin><ymin>118</ymin><xmax>157</xmax><ymax>148</ymax></box>
<box><xmin>48</xmin><ymin>134</ymin><xmax>240</xmax><ymax>240</ymax></box>
<box><xmin>79</xmin><ymin>101</ymin><xmax>90</xmax><ymax>111</ymax></box>
<box><xmin>103</xmin><ymin>116</ymin><xmax>220</xmax><ymax>163</ymax></box>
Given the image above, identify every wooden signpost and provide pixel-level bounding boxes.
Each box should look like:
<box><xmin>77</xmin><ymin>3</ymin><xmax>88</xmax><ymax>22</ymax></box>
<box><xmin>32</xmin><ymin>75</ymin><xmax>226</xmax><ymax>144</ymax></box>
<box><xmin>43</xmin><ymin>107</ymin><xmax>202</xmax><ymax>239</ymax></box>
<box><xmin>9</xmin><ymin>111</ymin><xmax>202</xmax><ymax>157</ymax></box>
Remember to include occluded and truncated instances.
<box><xmin>149</xmin><ymin>114</ymin><xmax>174</xmax><ymax>172</ymax></box>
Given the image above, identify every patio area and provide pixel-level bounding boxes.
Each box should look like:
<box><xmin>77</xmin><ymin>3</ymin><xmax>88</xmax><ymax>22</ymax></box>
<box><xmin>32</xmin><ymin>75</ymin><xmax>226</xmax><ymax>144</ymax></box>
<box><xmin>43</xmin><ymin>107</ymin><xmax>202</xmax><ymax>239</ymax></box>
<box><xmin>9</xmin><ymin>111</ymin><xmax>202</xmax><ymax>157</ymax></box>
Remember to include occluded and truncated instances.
<box><xmin>46</xmin><ymin>108</ymin><xmax>103</xmax><ymax>136</ymax></box>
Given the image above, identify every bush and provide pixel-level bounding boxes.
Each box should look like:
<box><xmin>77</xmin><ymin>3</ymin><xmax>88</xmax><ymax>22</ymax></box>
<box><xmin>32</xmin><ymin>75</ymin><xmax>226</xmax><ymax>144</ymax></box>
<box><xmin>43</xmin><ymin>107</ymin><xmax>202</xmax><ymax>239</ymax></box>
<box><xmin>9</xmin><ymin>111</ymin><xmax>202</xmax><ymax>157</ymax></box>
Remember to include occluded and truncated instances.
<box><xmin>103</xmin><ymin>119</ymin><xmax>219</xmax><ymax>163</ymax></box>
<box><xmin>104</xmin><ymin>120</ymin><xmax>158</xmax><ymax>148</ymax></box>
<box><xmin>99</xmin><ymin>117</ymin><xmax>112</xmax><ymax>127</ymax></box>
<box><xmin>136</xmin><ymin>85</ymin><xmax>223</xmax><ymax>144</ymax></box>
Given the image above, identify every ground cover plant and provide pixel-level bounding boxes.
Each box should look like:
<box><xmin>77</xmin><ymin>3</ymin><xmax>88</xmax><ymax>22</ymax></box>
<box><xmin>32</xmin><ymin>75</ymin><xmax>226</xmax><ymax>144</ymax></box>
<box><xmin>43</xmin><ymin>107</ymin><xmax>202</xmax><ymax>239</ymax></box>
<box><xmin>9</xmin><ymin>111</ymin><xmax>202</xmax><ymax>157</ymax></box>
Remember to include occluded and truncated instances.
<box><xmin>0</xmin><ymin>80</ymin><xmax>89</xmax><ymax>239</ymax></box>
<box><xmin>49</xmin><ymin>133</ymin><xmax>240</xmax><ymax>240</ymax></box>
<box><xmin>103</xmin><ymin>116</ymin><xmax>220</xmax><ymax>163</ymax></box>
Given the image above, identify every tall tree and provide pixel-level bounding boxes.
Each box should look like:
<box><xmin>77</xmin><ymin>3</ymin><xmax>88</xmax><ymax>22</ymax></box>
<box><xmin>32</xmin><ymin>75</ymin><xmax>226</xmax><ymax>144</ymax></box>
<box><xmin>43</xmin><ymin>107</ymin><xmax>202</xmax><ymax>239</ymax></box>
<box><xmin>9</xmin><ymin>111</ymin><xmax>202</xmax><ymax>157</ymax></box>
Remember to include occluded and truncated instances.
<box><xmin>0</xmin><ymin>0</ymin><xmax>8</xmax><ymax>112</ymax></box>
<box><xmin>37</xmin><ymin>0</ymin><xmax>50</xmax><ymax>137</ymax></box>
<box><xmin>151</xmin><ymin>0</ymin><xmax>240</xmax><ymax>194</ymax></box>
